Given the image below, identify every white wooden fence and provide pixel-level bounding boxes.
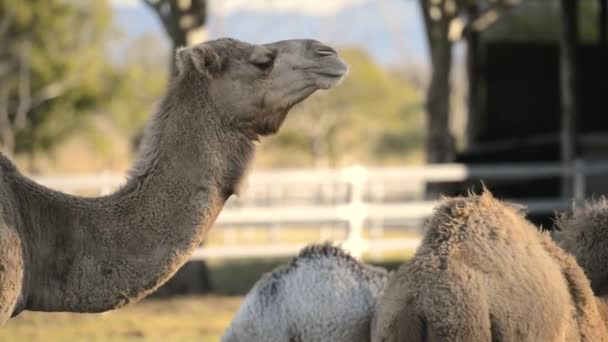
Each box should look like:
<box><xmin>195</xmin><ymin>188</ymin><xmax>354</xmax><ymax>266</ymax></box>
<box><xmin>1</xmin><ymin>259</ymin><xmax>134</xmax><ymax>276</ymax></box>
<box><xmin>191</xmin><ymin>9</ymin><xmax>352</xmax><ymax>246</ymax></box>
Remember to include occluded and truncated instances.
<box><xmin>31</xmin><ymin>160</ymin><xmax>608</xmax><ymax>259</ymax></box>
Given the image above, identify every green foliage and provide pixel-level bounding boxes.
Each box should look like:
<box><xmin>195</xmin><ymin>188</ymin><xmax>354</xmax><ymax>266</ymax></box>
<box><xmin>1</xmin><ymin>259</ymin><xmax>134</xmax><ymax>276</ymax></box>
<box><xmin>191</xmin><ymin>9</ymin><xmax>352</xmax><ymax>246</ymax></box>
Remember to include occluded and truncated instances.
<box><xmin>105</xmin><ymin>34</ymin><xmax>168</xmax><ymax>136</ymax></box>
<box><xmin>259</xmin><ymin>48</ymin><xmax>424</xmax><ymax>167</ymax></box>
<box><xmin>0</xmin><ymin>1</ymin><xmax>168</xmax><ymax>171</ymax></box>
<box><xmin>0</xmin><ymin>0</ymin><xmax>114</xmax><ymax>156</ymax></box>
<box><xmin>1</xmin><ymin>1</ymin><xmax>421</xmax><ymax>169</ymax></box>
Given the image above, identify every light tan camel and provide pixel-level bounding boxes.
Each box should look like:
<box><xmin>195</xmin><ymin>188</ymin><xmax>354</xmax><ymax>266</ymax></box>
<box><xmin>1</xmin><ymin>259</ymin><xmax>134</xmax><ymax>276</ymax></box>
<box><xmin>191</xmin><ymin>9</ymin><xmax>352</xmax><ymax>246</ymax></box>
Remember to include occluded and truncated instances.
<box><xmin>372</xmin><ymin>191</ymin><xmax>608</xmax><ymax>342</ymax></box>
<box><xmin>0</xmin><ymin>38</ymin><xmax>347</xmax><ymax>325</ymax></box>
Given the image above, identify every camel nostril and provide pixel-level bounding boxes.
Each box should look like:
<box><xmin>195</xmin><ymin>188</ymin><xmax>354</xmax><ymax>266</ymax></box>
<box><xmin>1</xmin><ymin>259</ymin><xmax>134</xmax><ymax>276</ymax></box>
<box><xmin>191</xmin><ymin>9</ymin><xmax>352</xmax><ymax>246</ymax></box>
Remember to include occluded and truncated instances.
<box><xmin>314</xmin><ymin>45</ymin><xmax>337</xmax><ymax>57</ymax></box>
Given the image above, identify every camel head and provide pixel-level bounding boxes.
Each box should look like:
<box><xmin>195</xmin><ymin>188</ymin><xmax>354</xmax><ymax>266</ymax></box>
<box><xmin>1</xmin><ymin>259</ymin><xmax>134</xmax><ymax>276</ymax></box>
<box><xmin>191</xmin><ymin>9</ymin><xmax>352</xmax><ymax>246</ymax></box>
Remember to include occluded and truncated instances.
<box><xmin>176</xmin><ymin>38</ymin><xmax>348</xmax><ymax>136</ymax></box>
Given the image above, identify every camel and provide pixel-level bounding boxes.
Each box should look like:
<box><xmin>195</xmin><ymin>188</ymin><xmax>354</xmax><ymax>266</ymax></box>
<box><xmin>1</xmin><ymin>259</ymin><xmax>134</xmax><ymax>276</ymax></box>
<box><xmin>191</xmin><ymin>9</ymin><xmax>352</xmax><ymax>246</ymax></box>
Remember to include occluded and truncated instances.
<box><xmin>222</xmin><ymin>243</ymin><xmax>389</xmax><ymax>342</ymax></box>
<box><xmin>0</xmin><ymin>38</ymin><xmax>347</xmax><ymax>325</ymax></box>
<box><xmin>371</xmin><ymin>191</ymin><xmax>608</xmax><ymax>342</ymax></box>
<box><xmin>552</xmin><ymin>198</ymin><xmax>608</xmax><ymax>326</ymax></box>
<box><xmin>553</xmin><ymin>198</ymin><xmax>608</xmax><ymax>297</ymax></box>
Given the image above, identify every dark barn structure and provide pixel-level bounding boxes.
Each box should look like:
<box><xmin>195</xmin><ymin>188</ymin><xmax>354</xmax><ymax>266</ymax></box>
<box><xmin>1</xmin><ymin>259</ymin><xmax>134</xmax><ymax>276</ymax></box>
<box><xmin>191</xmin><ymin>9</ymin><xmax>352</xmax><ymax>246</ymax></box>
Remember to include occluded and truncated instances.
<box><xmin>459</xmin><ymin>43</ymin><xmax>608</xmax><ymax>194</ymax></box>
<box><xmin>443</xmin><ymin>0</ymin><xmax>608</xmax><ymax>226</ymax></box>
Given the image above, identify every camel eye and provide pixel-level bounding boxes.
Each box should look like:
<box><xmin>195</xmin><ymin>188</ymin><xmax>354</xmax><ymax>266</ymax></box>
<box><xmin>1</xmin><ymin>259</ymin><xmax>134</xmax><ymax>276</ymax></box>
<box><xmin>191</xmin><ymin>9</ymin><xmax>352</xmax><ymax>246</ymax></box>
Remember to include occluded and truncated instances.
<box><xmin>251</xmin><ymin>53</ymin><xmax>275</xmax><ymax>71</ymax></box>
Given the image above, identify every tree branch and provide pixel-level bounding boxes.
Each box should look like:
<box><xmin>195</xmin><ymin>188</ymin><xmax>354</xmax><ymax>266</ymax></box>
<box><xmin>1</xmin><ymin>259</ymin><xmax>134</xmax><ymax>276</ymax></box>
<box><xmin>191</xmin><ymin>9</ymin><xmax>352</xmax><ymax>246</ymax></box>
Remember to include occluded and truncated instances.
<box><xmin>15</xmin><ymin>42</ymin><xmax>31</xmax><ymax>130</ymax></box>
<box><xmin>0</xmin><ymin>61</ymin><xmax>14</xmax><ymax>80</ymax></box>
<box><xmin>0</xmin><ymin>15</ymin><xmax>10</xmax><ymax>40</ymax></box>
<box><xmin>461</xmin><ymin>0</ymin><xmax>523</xmax><ymax>37</ymax></box>
<box><xmin>418</xmin><ymin>0</ymin><xmax>435</xmax><ymax>54</ymax></box>
<box><xmin>30</xmin><ymin>79</ymin><xmax>75</xmax><ymax>110</ymax></box>
<box><xmin>5</xmin><ymin>77</ymin><xmax>75</xmax><ymax>122</ymax></box>
<box><xmin>142</xmin><ymin>0</ymin><xmax>162</xmax><ymax>11</ymax></box>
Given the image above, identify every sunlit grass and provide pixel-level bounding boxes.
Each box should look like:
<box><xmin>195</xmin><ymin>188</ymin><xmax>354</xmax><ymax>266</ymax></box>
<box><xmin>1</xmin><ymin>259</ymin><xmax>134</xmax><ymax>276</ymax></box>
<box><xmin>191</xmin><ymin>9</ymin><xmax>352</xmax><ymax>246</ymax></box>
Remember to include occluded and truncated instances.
<box><xmin>0</xmin><ymin>296</ymin><xmax>242</xmax><ymax>342</ymax></box>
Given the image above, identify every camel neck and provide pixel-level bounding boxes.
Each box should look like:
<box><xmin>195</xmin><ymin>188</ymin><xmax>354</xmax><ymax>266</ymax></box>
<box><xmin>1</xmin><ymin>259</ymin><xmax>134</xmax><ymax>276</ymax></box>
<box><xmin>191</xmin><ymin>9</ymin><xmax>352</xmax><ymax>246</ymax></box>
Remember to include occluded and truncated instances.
<box><xmin>14</xmin><ymin>79</ymin><xmax>254</xmax><ymax>313</ymax></box>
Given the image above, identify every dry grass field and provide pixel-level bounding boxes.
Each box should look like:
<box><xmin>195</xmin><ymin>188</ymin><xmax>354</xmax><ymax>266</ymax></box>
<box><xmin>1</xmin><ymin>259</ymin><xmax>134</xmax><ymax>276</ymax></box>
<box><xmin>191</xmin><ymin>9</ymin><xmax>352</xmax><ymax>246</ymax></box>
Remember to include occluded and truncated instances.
<box><xmin>0</xmin><ymin>296</ymin><xmax>241</xmax><ymax>342</ymax></box>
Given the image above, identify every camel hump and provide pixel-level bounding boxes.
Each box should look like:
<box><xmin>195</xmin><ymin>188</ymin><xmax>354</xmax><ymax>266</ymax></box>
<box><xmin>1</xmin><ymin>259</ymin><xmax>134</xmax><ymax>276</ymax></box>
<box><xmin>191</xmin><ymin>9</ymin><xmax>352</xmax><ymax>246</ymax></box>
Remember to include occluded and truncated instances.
<box><xmin>421</xmin><ymin>190</ymin><xmax>532</xmax><ymax>251</ymax></box>
<box><xmin>257</xmin><ymin>243</ymin><xmax>387</xmax><ymax>298</ymax></box>
<box><xmin>297</xmin><ymin>242</ymin><xmax>353</xmax><ymax>260</ymax></box>
<box><xmin>294</xmin><ymin>243</ymin><xmax>389</xmax><ymax>282</ymax></box>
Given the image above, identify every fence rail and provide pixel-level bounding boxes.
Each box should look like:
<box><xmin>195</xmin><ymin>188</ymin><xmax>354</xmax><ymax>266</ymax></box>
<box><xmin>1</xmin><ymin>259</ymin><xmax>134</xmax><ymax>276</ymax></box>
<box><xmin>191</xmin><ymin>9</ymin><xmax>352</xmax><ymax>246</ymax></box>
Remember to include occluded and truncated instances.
<box><xmin>31</xmin><ymin>160</ymin><xmax>608</xmax><ymax>259</ymax></box>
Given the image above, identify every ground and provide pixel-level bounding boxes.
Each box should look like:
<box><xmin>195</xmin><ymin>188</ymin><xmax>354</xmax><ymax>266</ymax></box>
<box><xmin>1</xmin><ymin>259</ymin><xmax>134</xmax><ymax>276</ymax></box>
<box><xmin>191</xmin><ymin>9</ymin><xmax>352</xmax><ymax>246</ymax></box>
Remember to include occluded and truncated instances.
<box><xmin>0</xmin><ymin>296</ymin><xmax>241</xmax><ymax>342</ymax></box>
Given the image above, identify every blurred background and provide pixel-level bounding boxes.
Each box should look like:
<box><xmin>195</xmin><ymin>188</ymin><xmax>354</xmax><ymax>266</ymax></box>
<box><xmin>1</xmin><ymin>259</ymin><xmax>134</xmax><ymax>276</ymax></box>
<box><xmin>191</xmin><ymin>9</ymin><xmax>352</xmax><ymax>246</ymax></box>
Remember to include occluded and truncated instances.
<box><xmin>1</xmin><ymin>0</ymin><xmax>607</xmax><ymax>341</ymax></box>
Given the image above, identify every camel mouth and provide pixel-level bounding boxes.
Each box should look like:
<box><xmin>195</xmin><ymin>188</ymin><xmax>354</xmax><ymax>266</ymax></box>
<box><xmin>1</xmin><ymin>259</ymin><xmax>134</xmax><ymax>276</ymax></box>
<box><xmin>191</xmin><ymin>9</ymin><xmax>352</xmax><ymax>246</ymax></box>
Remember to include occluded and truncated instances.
<box><xmin>312</xmin><ymin>59</ymin><xmax>349</xmax><ymax>78</ymax></box>
<box><xmin>310</xmin><ymin>62</ymin><xmax>348</xmax><ymax>90</ymax></box>
<box><xmin>313</xmin><ymin>70</ymin><xmax>347</xmax><ymax>78</ymax></box>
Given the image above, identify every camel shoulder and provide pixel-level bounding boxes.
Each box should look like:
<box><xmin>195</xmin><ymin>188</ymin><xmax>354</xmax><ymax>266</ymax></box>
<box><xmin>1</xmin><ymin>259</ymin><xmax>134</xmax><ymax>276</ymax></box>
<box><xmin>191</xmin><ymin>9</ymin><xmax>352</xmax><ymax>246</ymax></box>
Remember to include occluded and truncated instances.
<box><xmin>421</xmin><ymin>190</ymin><xmax>535</xmax><ymax>252</ymax></box>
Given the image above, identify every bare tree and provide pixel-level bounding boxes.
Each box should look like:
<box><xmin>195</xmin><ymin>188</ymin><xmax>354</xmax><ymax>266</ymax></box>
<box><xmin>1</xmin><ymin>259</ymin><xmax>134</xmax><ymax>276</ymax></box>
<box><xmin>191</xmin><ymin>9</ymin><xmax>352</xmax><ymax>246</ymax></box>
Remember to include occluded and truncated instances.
<box><xmin>0</xmin><ymin>37</ymin><xmax>74</xmax><ymax>157</ymax></box>
<box><xmin>418</xmin><ymin>0</ymin><xmax>459</xmax><ymax>164</ymax></box>
<box><xmin>142</xmin><ymin>0</ymin><xmax>207</xmax><ymax>75</ymax></box>
<box><xmin>0</xmin><ymin>1</ymin><xmax>102</xmax><ymax>160</ymax></box>
<box><xmin>417</xmin><ymin>0</ymin><xmax>522</xmax><ymax>163</ymax></box>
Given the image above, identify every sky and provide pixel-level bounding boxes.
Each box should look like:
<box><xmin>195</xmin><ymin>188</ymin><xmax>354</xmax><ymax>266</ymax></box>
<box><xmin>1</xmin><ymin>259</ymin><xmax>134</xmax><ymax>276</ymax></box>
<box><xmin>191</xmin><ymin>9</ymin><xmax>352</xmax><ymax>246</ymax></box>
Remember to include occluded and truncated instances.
<box><xmin>110</xmin><ymin>0</ymin><xmax>429</xmax><ymax>66</ymax></box>
<box><xmin>110</xmin><ymin>0</ymin><xmax>367</xmax><ymax>15</ymax></box>
<box><xmin>109</xmin><ymin>0</ymin><xmax>139</xmax><ymax>8</ymax></box>
<box><xmin>212</xmin><ymin>0</ymin><xmax>368</xmax><ymax>16</ymax></box>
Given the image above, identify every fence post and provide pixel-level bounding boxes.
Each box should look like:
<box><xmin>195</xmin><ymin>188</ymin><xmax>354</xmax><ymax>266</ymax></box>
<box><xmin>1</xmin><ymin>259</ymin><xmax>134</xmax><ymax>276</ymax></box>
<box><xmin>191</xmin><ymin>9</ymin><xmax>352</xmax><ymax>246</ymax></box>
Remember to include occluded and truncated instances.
<box><xmin>99</xmin><ymin>171</ymin><xmax>113</xmax><ymax>196</ymax></box>
<box><xmin>342</xmin><ymin>165</ymin><xmax>369</xmax><ymax>259</ymax></box>
<box><xmin>573</xmin><ymin>158</ymin><xmax>585</xmax><ymax>205</ymax></box>
<box><xmin>369</xmin><ymin>181</ymin><xmax>385</xmax><ymax>259</ymax></box>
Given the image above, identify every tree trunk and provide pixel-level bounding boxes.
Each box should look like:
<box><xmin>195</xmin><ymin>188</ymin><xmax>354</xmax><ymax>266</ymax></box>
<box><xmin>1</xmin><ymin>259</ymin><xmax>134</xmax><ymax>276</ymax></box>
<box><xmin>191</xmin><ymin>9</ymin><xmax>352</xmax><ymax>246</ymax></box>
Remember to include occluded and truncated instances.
<box><xmin>426</xmin><ymin>40</ymin><xmax>455</xmax><ymax>164</ymax></box>
<box><xmin>143</xmin><ymin>0</ymin><xmax>208</xmax><ymax>76</ymax></box>
<box><xmin>465</xmin><ymin>3</ymin><xmax>480</xmax><ymax>149</ymax></box>
<box><xmin>600</xmin><ymin>0</ymin><xmax>607</xmax><ymax>45</ymax></box>
<box><xmin>559</xmin><ymin>0</ymin><xmax>580</xmax><ymax>199</ymax></box>
<box><xmin>418</xmin><ymin>0</ymin><xmax>456</xmax><ymax>164</ymax></box>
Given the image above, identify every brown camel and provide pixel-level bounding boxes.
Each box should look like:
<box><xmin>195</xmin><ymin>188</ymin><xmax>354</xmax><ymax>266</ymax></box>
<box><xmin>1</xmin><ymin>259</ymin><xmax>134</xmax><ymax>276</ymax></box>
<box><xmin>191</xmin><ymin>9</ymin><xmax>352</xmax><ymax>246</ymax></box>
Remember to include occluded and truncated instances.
<box><xmin>554</xmin><ymin>198</ymin><xmax>608</xmax><ymax>297</ymax></box>
<box><xmin>372</xmin><ymin>191</ymin><xmax>608</xmax><ymax>342</ymax></box>
<box><xmin>553</xmin><ymin>199</ymin><xmax>608</xmax><ymax>326</ymax></box>
<box><xmin>0</xmin><ymin>38</ymin><xmax>347</xmax><ymax>325</ymax></box>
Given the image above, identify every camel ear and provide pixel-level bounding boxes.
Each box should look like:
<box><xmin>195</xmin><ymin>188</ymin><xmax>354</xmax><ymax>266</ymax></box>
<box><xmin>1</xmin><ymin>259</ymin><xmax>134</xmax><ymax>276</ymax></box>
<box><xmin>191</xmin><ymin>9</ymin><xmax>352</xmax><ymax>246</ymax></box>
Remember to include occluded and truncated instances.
<box><xmin>176</xmin><ymin>44</ymin><xmax>223</xmax><ymax>77</ymax></box>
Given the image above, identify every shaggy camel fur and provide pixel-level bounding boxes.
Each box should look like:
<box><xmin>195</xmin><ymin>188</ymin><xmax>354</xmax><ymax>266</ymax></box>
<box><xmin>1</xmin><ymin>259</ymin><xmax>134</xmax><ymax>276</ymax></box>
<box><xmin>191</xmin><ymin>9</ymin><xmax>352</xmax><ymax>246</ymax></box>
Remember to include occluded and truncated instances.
<box><xmin>0</xmin><ymin>38</ymin><xmax>347</xmax><ymax>325</ymax></box>
<box><xmin>554</xmin><ymin>198</ymin><xmax>608</xmax><ymax>296</ymax></box>
<box><xmin>223</xmin><ymin>244</ymin><xmax>389</xmax><ymax>342</ymax></box>
<box><xmin>553</xmin><ymin>199</ymin><xmax>608</xmax><ymax>326</ymax></box>
<box><xmin>372</xmin><ymin>191</ymin><xmax>608</xmax><ymax>342</ymax></box>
